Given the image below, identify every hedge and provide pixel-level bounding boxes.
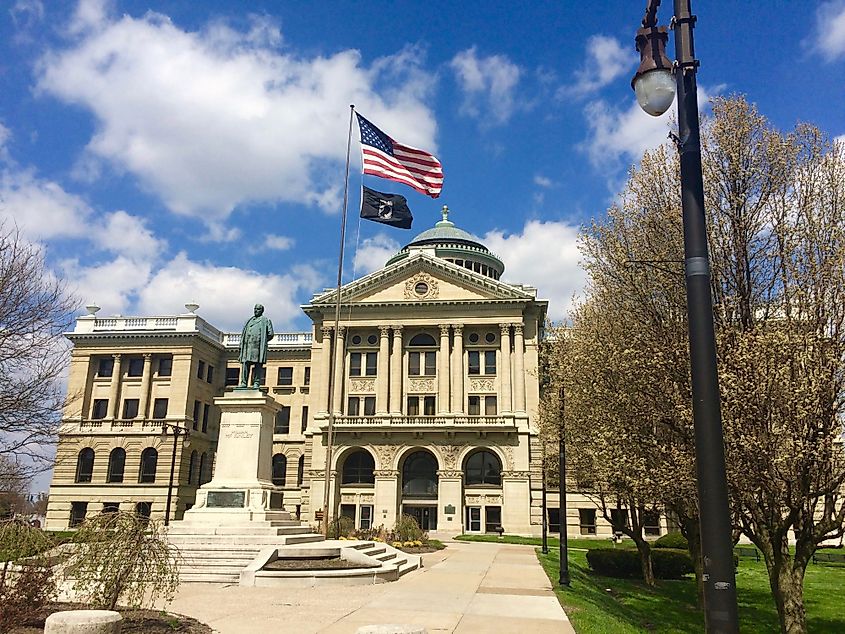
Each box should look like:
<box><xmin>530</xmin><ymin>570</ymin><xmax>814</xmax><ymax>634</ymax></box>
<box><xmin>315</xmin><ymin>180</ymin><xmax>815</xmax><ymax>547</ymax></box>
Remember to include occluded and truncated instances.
<box><xmin>586</xmin><ymin>547</ymin><xmax>694</xmax><ymax>580</ymax></box>
<box><xmin>653</xmin><ymin>531</ymin><xmax>689</xmax><ymax>550</ymax></box>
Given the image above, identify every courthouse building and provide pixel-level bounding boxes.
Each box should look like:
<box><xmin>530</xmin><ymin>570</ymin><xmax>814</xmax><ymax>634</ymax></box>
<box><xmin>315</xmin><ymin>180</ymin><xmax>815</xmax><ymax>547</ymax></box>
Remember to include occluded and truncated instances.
<box><xmin>45</xmin><ymin>209</ymin><xmax>666</xmax><ymax>539</ymax></box>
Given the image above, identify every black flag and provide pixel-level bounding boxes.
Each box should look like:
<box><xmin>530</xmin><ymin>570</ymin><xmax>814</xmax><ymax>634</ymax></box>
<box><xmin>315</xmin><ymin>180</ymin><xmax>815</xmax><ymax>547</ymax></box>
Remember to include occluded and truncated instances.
<box><xmin>360</xmin><ymin>185</ymin><xmax>413</xmax><ymax>229</ymax></box>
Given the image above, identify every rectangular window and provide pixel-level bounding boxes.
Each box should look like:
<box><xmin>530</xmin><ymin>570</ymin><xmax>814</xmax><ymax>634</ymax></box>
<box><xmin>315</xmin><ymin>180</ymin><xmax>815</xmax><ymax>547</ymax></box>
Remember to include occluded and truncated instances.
<box><xmin>347</xmin><ymin>397</ymin><xmax>360</xmax><ymax>416</ymax></box>
<box><xmin>643</xmin><ymin>510</ymin><xmax>661</xmax><ymax>536</ymax></box>
<box><xmin>225</xmin><ymin>367</ymin><xmax>240</xmax><ymax>386</ymax></box>
<box><xmin>407</xmin><ymin>396</ymin><xmax>419</xmax><ymax>416</ymax></box>
<box><xmin>206</xmin><ymin>365</ymin><xmax>214</xmax><ymax>383</ymax></box>
<box><xmin>97</xmin><ymin>357</ymin><xmax>114</xmax><ymax>377</ymax></box>
<box><xmin>484</xmin><ymin>351</ymin><xmax>497</xmax><ymax>375</ymax></box>
<box><xmin>363</xmin><ymin>396</ymin><xmax>376</xmax><ymax>416</ymax></box>
<box><xmin>274</xmin><ymin>406</ymin><xmax>291</xmax><ymax>434</ymax></box>
<box><xmin>485</xmin><ymin>506</ymin><xmax>502</xmax><ymax>533</ymax></box>
<box><xmin>158</xmin><ymin>356</ymin><xmax>173</xmax><ymax>377</ymax></box>
<box><xmin>423</xmin><ymin>395</ymin><xmax>436</xmax><ymax>416</ymax></box>
<box><xmin>349</xmin><ymin>353</ymin><xmax>362</xmax><ymax>376</ymax></box>
<box><xmin>135</xmin><ymin>501</ymin><xmax>152</xmax><ymax>525</ymax></box>
<box><xmin>102</xmin><ymin>502</ymin><xmax>120</xmax><ymax>514</ymax></box>
<box><xmin>408</xmin><ymin>352</ymin><xmax>420</xmax><ymax>376</ymax></box>
<box><xmin>360</xmin><ymin>505</ymin><xmax>373</xmax><ymax>530</ymax></box>
<box><xmin>484</xmin><ymin>396</ymin><xmax>497</xmax><ymax>415</ymax></box>
<box><xmin>468</xmin><ymin>351</ymin><xmax>480</xmax><ymax>375</ymax></box>
<box><xmin>70</xmin><ymin>502</ymin><xmax>88</xmax><ymax>528</ymax></box>
<box><xmin>152</xmin><ymin>398</ymin><xmax>168</xmax><ymax>420</ymax></box>
<box><xmin>408</xmin><ymin>352</ymin><xmax>436</xmax><ymax>376</ymax></box>
<box><xmin>277</xmin><ymin>367</ymin><xmax>293</xmax><ymax>385</ymax></box>
<box><xmin>301</xmin><ymin>405</ymin><xmax>309</xmax><ymax>432</ymax></box>
<box><xmin>197</xmin><ymin>360</ymin><xmax>205</xmax><ymax>379</ymax></box>
<box><xmin>92</xmin><ymin>399</ymin><xmax>109</xmax><ymax>420</ymax></box>
<box><xmin>468</xmin><ymin>396</ymin><xmax>480</xmax><ymax>416</ymax></box>
<box><xmin>122</xmin><ymin>399</ymin><xmax>139</xmax><ymax>419</ymax></box>
<box><xmin>579</xmin><ymin>508</ymin><xmax>597</xmax><ymax>535</ymax></box>
<box><xmin>424</xmin><ymin>351</ymin><xmax>436</xmax><ymax>376</ymax></box>
<box><xmin>192</xmin><ymin>400</ymin><xmax>200</xmax><ymax>431</ymax></box>
<box><xmin>127</xmin><ymin>357</ymin><xmax>144</xmax><ymax>377</ymax></box>
<box><xmin>340</xmin><ymin>504</ymin><xmax>356</xmax><ymax>524</ymax></box>
<box><xmin>365</xmin><ymin>352</ymin><xmax>377</xmax><ymax>376</ymax></box>
<box><xmin>202</xmin><ymin>404</ymin><xmax>210</xmax><ymax>433</ymax></box>
<box><xmin>548</xmin><ymin>508</ymin><xmax>561</xmax><ymax>533</ymax></box>
<box><xmin>610</xmin><ymin>508</ymin><xmax>630</xmax><ymax>531</ymax></box>
<box><xmin>303</xmin><ymin>367</ymin><xmax>311</xmax><ymax>385</ymax></box>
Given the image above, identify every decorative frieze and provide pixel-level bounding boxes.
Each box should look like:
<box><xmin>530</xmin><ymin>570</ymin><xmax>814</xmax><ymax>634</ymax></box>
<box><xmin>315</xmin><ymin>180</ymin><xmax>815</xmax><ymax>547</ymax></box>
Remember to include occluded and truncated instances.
<box><xmin>502</xmin><ymin>470</ymin><xmax>531</xmax><ymax>479</ymax></box>
<box><xmin>408</xmin><ymin>378</ymin><xmax>435</xmax><ymax>392</ymax></box>
<box><xmin>404</xmin><ymin>273</ymin><xmax>439</xmax><ymax>300</ymax></box>
<box><xmin>469</xmin><ymin>378</ymin><xmax>495</xmax><ymax>392</ymax></box>
<box><xmin>373</xmin><ymin>469</ymin><xmax>399</xmax><ymax>478</ymax></box>
<box><xmin>437</xmin><ymin>469</ymin><xmax>463</xmax><ymax>478</ymax></box>
<box><xmin>349</xmin><ymin>378</ymin><xmax>376</xmax><ymax>393</ymax></box>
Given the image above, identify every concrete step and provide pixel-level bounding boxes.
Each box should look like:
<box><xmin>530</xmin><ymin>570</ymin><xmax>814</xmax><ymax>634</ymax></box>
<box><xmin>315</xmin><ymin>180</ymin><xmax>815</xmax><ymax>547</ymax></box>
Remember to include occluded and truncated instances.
<box><xmin>279</xmin><ymin>533</ymin><xmax>325</xmax><ymax>545</ymax></box>
<box><xmin>376</xmin><ymin>552</ymin><xmax>397</xmax><ymax>563</ymax></box>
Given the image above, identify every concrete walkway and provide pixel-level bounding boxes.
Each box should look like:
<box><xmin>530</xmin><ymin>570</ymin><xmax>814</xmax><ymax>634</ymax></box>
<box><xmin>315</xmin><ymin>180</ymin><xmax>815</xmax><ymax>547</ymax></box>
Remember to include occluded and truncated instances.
<box><xmin>165</xmin><ymin>540</ymin><xmax>575</xmax><ymax>633</ymax></box>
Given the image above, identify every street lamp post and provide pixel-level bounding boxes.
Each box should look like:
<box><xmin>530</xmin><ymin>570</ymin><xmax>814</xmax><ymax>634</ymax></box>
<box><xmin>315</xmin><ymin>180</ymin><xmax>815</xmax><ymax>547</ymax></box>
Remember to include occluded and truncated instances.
<box><xmin>161</xmin><ymin>422</ymin><xmax>190</xmax><ymax>527</ymax></box>
<box><xmin>631</xmin><ymin>1</ymin><xmax>739</xmax><ymax>632</ymax></box>
<box><xmin>541</xmin><ymin>455</ymin><xmax>548</xmax><ymax>555</ymax></box>
<box><xmin>558</xmin><ymin>387</ymin><xmax>570</xmax><ymax>587</ymax></box>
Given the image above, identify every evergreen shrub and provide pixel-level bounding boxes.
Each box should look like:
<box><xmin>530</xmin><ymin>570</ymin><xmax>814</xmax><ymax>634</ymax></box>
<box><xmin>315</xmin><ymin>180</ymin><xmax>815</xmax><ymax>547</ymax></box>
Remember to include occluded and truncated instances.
<box><xmin>653</xmin><ymin>531</ymin><xmax>689</xmax><ymax>550</ymax></box>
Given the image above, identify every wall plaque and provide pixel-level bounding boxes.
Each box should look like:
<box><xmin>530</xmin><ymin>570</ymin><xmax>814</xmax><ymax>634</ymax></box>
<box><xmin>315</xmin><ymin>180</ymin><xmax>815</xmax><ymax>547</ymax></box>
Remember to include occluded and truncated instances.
<box><xmin>207</xmin><ymin>490</ymin><xmax>246</xmax><ymax>508</ymax></box>
<box><xmin>444</xmin><ymin>504</ymin><xmax>456</xmax><ymax>515</ymax></box>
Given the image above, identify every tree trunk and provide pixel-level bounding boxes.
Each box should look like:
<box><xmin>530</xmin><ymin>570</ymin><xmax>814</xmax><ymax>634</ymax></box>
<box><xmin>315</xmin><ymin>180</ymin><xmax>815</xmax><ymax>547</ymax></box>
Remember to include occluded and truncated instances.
<box><xmin>679</xmin><ymin>512</ymin><xmax>704</xmax><ymax>608</ymax></box>
<box><xmin>766</xmin><ymin>558</ymin><xmax>807</xmax><ymax>633</ymax></box>
<box><xmin>632</xmin><ymin>536</ymin><xmax>655</xmax><ymax>587</ymax></box>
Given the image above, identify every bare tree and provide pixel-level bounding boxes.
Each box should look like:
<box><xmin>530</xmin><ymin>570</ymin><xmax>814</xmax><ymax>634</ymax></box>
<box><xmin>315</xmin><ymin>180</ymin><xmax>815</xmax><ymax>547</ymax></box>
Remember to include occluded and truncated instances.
<box><xmin>0</xmin><ymin>224</ymin><xmax>75</xmax><ymax>478</ymax></box>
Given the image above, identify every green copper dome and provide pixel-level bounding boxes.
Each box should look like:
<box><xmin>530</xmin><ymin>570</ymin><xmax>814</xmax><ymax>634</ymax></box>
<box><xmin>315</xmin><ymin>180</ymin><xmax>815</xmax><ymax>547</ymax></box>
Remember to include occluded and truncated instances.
<box><xmin>386</xmin><ymin>206</ymin><xmax>504</xmax><ymax>279</ymax></box>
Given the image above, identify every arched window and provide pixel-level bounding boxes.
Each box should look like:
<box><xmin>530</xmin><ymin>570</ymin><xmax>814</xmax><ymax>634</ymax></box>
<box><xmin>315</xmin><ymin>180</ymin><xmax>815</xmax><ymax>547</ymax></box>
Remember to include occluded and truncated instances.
<box><xmin>464</xmin><ymin>450</ymin><xmax>502</xmax><ymax>486</ymax></box>
<box><xmin>139</xmin><ymin>447</ymin><xmax>158</xmax><ymax>483</ymax></box>
<box><xmin>106</xmin><ymin>448</ymin><xmax>125</xmax><ymax>483</ymax></box>
<box><xmin>402</xmin><ymin>451</ymin><xmax>438</xmax><ymax>498</ymax></box>
<box><xmin>297</xmin><ymin>455</ymin><xmax>305</xmax><ymax>486</ymax></box>
<box><xmin>188</xmin><ymin>450</ymin><xmax>198</xmax><ymax>484</ymax></box>
<box><xmin>75</xmin><ymin>448</ymin><xmax>95</xmax><ymax>483</ymax></box>
<box><xmin>272</xmin><ymin>453</ymin><xmax>287</xmax><ymax>486</ymax></box>
<box><xmin>408</xmin><ymin>333</ymin><xmax>437</xmax><ymax>346</ymax></box>
<box><xmin>342</xmin><ymin>450</ymin><xmax>375</xmax><ymax>485</ymax></box>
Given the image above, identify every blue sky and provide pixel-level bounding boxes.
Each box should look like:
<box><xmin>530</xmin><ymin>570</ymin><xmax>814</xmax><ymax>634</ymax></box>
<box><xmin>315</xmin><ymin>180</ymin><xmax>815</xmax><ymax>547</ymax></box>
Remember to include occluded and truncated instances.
<box><xmin>2</xmin><ymin>0</ymin><xmax>845</xmax><ymax>333</ymax></box>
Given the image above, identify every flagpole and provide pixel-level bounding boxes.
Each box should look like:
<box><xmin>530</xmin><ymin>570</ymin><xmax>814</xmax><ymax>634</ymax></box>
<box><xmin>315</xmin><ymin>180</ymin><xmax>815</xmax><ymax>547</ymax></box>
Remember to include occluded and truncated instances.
<box><xmin>321</xmin><ymin>104</ymin><xmax>355</xmax><ymax>536</ymax></box>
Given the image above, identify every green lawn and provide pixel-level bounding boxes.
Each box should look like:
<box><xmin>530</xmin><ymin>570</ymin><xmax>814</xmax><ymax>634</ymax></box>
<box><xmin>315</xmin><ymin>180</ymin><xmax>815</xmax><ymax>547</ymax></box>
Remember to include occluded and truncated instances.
<box><xmin>454</xmin><ymin>534</ymin><xmax>845</xmax><ymax>633</ymax></box>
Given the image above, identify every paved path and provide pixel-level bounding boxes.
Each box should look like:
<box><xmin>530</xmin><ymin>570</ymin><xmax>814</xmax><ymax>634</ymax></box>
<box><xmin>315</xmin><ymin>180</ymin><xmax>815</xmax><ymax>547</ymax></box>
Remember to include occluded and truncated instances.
<box><xmin>166</xmin><ymin>540</ymin><xmax>575</xmax><ymax>633</ymax></box>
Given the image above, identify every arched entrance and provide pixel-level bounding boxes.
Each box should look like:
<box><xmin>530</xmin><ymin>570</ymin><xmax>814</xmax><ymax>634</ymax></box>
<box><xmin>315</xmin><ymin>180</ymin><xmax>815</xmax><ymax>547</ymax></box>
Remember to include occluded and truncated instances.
<box><xmin>400</xmin><ymin>450</ymin><xmax>439</xmax><ymax>530</ymax></box>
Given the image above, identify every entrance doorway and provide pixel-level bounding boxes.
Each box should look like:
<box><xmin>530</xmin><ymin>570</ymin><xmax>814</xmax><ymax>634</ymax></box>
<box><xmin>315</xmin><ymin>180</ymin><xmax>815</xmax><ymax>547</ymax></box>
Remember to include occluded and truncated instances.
<box><xmin>403</xmin><ymin>505</ymin><xmax>438</xmax><ymax>530</ymax></box>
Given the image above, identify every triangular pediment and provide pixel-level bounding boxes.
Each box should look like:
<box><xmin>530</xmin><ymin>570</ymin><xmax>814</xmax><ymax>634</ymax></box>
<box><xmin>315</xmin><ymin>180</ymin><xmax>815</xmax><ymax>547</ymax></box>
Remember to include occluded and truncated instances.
<box><xmin>307</xmin><ymin>252</ymin><xmax>535</xmax><ymax>308</ymax></box>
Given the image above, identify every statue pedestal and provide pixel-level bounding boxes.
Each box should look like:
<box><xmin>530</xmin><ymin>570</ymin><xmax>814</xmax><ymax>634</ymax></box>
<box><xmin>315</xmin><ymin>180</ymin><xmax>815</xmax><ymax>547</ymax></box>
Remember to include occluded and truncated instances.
<box><xmin>181</xmin><ymin>389</ymin><xmax>284</xmax><ymax>525</ymax></box>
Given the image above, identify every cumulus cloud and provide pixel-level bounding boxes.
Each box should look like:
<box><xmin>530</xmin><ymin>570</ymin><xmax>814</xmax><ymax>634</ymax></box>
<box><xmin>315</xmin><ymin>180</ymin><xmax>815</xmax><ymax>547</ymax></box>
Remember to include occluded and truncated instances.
<box><xmin>262</xmin><ymin>234</ymin><xmax>295</xmax><ymax>251</ymax></box>
<box><xmin>450</xmin><ymin>47</ymin><xmax>522</xmax><ymax>125</ymax></box>
<box><xmin>353</xmin><ymin>233</ymin><xmax>401</xmax><ymax>275</ymax></box>
<box><xmin>560</xmin><ymin>35</ymin><xmax>632</xmax><ymax>97</ymax></box>
<box><xmin>533</xmin><ymin>174</ymin><xmax>555</xmax><ymax>188</ymax></box>
<box><xmin>811</xmin><ymin>1</ymin><xmax>845</xmax><ymax>62</ymax></box>
<box><xmin>483</xmin><ymin>220</ymin><xmax>585</xmax><ymax>321</ymax></box>
<box><xmin>36</xmin><ymin>7</ymin><xmax>438</xmax><ymax>221</ymax></box>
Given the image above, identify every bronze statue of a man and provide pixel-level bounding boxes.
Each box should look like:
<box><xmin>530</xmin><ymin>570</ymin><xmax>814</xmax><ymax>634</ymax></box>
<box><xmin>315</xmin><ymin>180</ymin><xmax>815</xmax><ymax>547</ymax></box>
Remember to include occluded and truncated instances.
<box><xmin>238</xmin><ymin>304</ymin><xmax>274</xmax><ymax>388</ymax></box>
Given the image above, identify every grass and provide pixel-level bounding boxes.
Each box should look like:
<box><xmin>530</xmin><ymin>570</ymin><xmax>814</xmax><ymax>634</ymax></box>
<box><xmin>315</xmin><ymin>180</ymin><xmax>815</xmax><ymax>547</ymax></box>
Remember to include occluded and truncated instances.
<box><xmin>455</xmin><ymin>534</ymin><xmax>845</xmax><ymax>632</ymax></box>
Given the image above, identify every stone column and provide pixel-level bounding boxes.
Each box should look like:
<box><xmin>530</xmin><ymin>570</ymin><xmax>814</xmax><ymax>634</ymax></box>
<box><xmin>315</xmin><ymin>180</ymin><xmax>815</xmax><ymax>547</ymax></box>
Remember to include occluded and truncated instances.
<box><xmin>499</xmin><ymin>324</ymin><xmax>512</xmax><ymax>413</ymax></box>
<box><xmin>438</xmin><ymin>324</ymin><xmax>451</xmax><ymax>414</ymax></box>
<box><xmin>389</xmin><ymin>326</ymin><xmax>403</xmax><ymax>414</ymax></box>
<box><xmin>377</xmin><ymin>325</ymin><xmax>391</xmax><ymax>414</ymax></box>
<box><xmin>451</xmin><ymin>324</ymin><xmax>464</xmax><ymax>413</ymax></box>
<box><xmin>318</xmin><ymin>326</ymin><xmax>333</xmax><ymax>415</ymax></box>
<box><xmin>331</xmin><ymin>327</ymin><xmax>346</xmax><ymax>415</ymax></box>
<box><xmin>374</xmin><ymin>469</ymin><xmax>399</xmax><ymax>528</ymax></box>
<box><xmin>436</xmin><ymin>469</ymin><xmax>464</xmax><ymax>535</ymax></box>
<box><xmin>138</xmin><ymin>353</ymin><xmax>153</xmax><ymax>418</ymax></box>
<box><xmin>513</xmin><ymin>323</ymin><xmax>526</xmax><ymax>412</ymax></box>
<box><xmin>108</xmin><ymin>354</ymin><xmax>121</xmax><ymax>419</ymax></box>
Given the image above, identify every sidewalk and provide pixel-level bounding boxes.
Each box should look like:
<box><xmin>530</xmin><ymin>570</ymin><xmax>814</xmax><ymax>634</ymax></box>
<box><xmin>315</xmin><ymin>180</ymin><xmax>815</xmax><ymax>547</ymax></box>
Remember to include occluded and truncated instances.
<box><xmin>165</xmin><ymin>540</ymin><xmax>575</xmax><ymax>633</ymax></box>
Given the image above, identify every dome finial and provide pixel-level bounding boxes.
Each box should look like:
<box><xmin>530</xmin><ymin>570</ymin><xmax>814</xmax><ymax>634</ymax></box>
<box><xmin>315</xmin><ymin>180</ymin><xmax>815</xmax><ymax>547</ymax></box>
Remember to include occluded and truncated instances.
<box><xmin>441</xmin><ymin>205</ymin><xmax>449</xmax><ymax>223</ymax></box>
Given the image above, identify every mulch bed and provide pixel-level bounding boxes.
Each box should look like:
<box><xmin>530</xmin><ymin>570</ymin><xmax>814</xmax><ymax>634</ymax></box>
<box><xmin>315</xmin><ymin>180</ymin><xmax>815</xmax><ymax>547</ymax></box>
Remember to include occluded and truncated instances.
<box><xmin>11</xmin><ymin>603</ymin><xmax>212</xmax><ymax>633</ymax></box>
<box><xmin>398</xmin><ymin>545</ymin><xmax>442</xmax><ymax>554</ymax></box>
<box><xmin>263</xmin><ymin>556</ymin><xmax>380</xmax><ymax>571</ymax></box>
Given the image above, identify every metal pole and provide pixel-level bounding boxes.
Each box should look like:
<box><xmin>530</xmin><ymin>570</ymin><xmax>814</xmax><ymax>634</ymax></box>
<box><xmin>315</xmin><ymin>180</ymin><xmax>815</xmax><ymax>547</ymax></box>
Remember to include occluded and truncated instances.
<box><xmin>541</xmin><ymin>453</ymin><xmax>548</xmax><ymax>554</ymax></box>
<box><xmin>558</xmin><ymin>387</ymin><xmax>570</xmax><ymax>586</ymax></box>
<box><xmin>672</xmin><ymin>1</ymin><xmax>738</xmax><ymax>631</ymax></box>
<box><xmin>322</xmin><ymin>104</ymin><xmax>356</xmax><ymax>536</ymax></box>
<box><xmin>164</xmin><ymin>426</ymin><xmax>179</xmax><ymax>527</ymax></box>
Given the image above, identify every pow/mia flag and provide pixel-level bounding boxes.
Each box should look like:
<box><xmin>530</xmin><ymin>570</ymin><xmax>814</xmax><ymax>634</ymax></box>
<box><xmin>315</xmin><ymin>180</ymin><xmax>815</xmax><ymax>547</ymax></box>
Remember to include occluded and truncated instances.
<box><xmin>360</xmin><ymin>185</ymin><xmax>413</xmax><ymax>229</ymax></box>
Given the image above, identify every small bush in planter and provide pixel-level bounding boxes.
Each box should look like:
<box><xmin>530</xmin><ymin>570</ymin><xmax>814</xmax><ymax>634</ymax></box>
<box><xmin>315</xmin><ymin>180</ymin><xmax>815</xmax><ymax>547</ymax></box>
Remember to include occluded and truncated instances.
<box><xmin>327</xmin><ymin>515</ymin><xmax>355</xmax><ymax>539</ymax></box>
<box><xmin>653</xmin><ymin>531</ymin><xmax>689</xmax><ymax>550</ymax></box>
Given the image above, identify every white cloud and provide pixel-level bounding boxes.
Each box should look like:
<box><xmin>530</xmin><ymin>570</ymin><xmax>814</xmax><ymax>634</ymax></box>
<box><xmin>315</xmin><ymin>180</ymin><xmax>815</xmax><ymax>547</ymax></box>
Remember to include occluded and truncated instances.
<box><xmin>450</xmin><ymin>47</ymin><xmax>522</xmax><ymax>125</ymax></box>
<box><xmin>0</xmin><ymin>123</ymin><xmax>11</xmax><ymax>161</ymax></box>
<box><xmin>135</xmin><ymin>253</ymin><xmax>322</xmax><ymax>331</ymax></box>
<box><xmin>560</xmin><ymin>35</ymin><xmax>632</xmax><ymax>97</ymax></box>
<box><xmin>263</xmin><ymin>234</ymin><xmax>295</xmax><ymax>251</ymax></box>
<box><xmin>353</xmin><ymin>233</ymin><xmax>401</xmax><ymax>275</ymax></box>
<box><xmin>811</xmin><ymin>1</ymin><xmax>845</xmax><ymax>62</ymax></box>
<box><xmin>94</xmin><ymin>210</ymin><xmax>164</xmax><ymax>260</ymax></box>
<box><xmin>533</xmin><ymin>174</ymin><xmax>555</xmax><ymax>188</ymax></box>
<box><xmin>483</xmin><ymin>220</ymin><xmax>586</xmax><ymax>322</ymax></box>
<box><xmin>10</xmin><ymin>0</ymin><xmax>44</xmax><ymax>33</ymax></box>
<box><xmin>37</xmin><ymin>8</ymin><xmax>438</xmax><ymax>221</ymax></box>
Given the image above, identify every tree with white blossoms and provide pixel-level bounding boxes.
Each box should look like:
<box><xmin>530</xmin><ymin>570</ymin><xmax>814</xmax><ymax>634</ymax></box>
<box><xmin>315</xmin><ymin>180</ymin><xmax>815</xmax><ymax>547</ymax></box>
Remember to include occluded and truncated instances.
<box><xmin>546</xmin><ymin>96</ymin><xmax>845</xmax><ymax>633</ymax></box>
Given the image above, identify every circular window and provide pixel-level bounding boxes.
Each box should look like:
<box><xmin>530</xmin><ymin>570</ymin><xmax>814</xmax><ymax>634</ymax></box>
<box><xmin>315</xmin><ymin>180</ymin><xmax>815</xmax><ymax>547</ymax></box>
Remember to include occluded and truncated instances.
<box><xmin>414</xmin><ymin>282</ymin><xmax>429</xmax><ymax>296</ymax></box>
<box><xmin>485</xmin><ymin>332</ymin><xmax>496</xmax><ymax>343</ymax></box>
<box><xmin>468</xmin><ymin>333</ymin><xmax>480</xmax><ymax>344</ymax></box>
<box><xmin>367</xmin><ymin>334</ymin><xmax>378</xmax><ymax>345</ymax></box>
<box><xmin>351</xmin><ymin>335</ymin><xmax>362</xmax><ymax>345</ymax></box>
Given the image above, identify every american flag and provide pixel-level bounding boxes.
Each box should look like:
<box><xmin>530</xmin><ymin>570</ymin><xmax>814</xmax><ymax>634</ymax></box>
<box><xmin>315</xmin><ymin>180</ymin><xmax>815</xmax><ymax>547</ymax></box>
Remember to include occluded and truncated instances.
<box><xmin>356</xmin><ymin>113</ymin><xmax>443</xmax><ymax>199</ymax></box>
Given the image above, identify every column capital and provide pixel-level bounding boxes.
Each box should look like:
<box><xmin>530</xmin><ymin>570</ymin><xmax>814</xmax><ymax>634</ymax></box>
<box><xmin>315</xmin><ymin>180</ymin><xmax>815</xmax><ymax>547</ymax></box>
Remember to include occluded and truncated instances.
<box><xmin>391</xmin><ymin>325</ymin><xmax>403</xmax><ymax>333</ymax></box>
<box><xmin>336</xmin><ymin>326</ymin><xmax>346</xmax><ymax>338</ymax></box>
<box><xmin>513</xmin><ymin>323</ymin><xmax>524</xmax><ymax>335</ymax></box>
<box><xmin>499</xmin><ymin>323</ymin><xmax>511</xmax><ymax>336</ymax></box>
<box><xmin>452</xmin><ymin>323</ymin><xmax>464</xmax><ymax>333</ymax></box>
<box><xmin>142</xmin><ymin>352</ymin><xmax>152</xmax><ymax>359</ymax></box>
<box><xmin>112</xmin><ymin>353</ymin><xmax>122</xmax><ymax>360</ymax></box>
<box><xmin>379</xmin><ymin>325</ymin><xmax>391</xmax><ymax>337</ymax></box>
<box><xmin>439</xmin><ymin>324</ymin><xmax>451</xmax><ymax>336</ymax></box>
<box><xmin>320</xmin><ymin>325</ymin><xmax>332</xmax><ymax>337</ymax></box>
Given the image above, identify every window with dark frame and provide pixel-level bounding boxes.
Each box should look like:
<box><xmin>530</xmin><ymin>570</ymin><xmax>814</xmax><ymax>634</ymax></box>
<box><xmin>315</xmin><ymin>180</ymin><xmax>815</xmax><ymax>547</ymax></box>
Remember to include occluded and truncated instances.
<box><xmin>225</xmin><ymin>367</ymin><xmax>240</xmax><ymax>386</ymax></box>
<box><xmin>407</xmin><ymin>396</ymin><xmax>419</xmax><ymax>416</ymax></box>
<box><xmin>468</xmin><ymin>396</ymin><xmax>480</xmax><ymax>416</ymax></box>
<box><xmin>277</xmin><ymin>367</ymin><xmax>293</xmax><ymax>385</ymax></box>
<box><xmin>97</xmin><ymin>357</ymin><xmax>114</xmax><ymax>377</ymax></box>
<box><xmin>102</xmin><ymin>502</ymin><xmax>119</xmax><ymax>514</ymax></box>
<box><xmin>152</xmin><ymin>398</ymin><xmax>168</xmax><ymax>419</ymax></box>
<box><xmin>485</xmin><ymin>506</ymin><xmax>502</xmax><ymax>533</ymax></box>
<box><xmin>349</xmin><ymin>353</ymin><xmax>362</xmax><ymax>376</ymax></box>
<box><xmin>274</xmin><ymin>407</ymin><xmax>290</xmax><ymax>434</ymax></box>
<box><xmin>365</xmin><ymin>353</ymin><xmax>377</xmax><ymax>376</ymax></box>
<box><xmin>297</xmin><ymin>455</ymin><xmax>304</xmax><ymax>486</ymax></box>
<box><xmin>202</xmin><ymin>403</ymin><xmax>210</xmax><ymax>433</ymax></box>
<box><xmin>139</xmin><ymin>448</ymin><xmax>158</xmax><ymax>483</ymax></box>
<box><xmin>363</xmin><ymin>396</ymin><xmax>376</xmax><ymax>416</ymax></box>
<box><xmin>75</xmin><ymin>448</ymin><xmax>95</xmax><ymax>483</ymax></box>
<box><xmin>70</xmin><ymin>502</ymin><xmax>88</xmax><ymax>527</ymax></box>
<box><xmin>188</xmin><ymin>451</ymin><xmax>197</xmax><ymax>484</ymax></box>
<box><xmin>197</xmin><ymin>360</ymin><xmax>205</xmax><ymax>379</ymax></box>
<box><xmin>408</xmin><ymin>351</ymin><xmax>436</xmax><ymax>376</ymax></box>
<box><xmin>127</xmin><ymin>357</ymin><xmax>144</xmax><ymax>377</ymax></box>
<box><xmin>301</xmin><ymin>406</ymin><xmax>309</xmax><ymax>432</ymax></box>
<box><xmin>303</xmin><ymin>367</ymin><xmax>311</xmax><ymax>385</ymax></box>
<box><xmin>272</xmin><ymin>453</ymin><xmax>287</xmax><ymax>486</ymax></box>
<box><xmin>341</xmin><ymin>450</ymin><xmax>375</xmax><ymax>485</ymax></box>
<box><xmin>107</xmin><ymin>448</ymin><xmax>125</xmax><ymax>483</ymax></box>
<box><xmin>610</xmin><ymin>508</ymin><xmax>630</xmax><ymax>531</ymax></box>
<box><xmin>206</xmin><ymin>365</ymin><xmax>214</xmax><ymax>383</ymax></box>
<box><xmin>91</xmin><ymin>399</ymin><xmax>109</xmax><ymax>420</ymax></box>
<box><xmin>135</xmin><ymin>501</ymin><xmax>152</xmax><ymax>524</ymax></box>
<box><xmin>192</xmin><ymin>400</ymin><xmax>200</xmax><ymax>430</ymax></box>
<box><xmin>547</xmin><ymin>508</ymin><xmax>561</xmax><ymax>533</ymax></box>
<box><xmin>643</xmin><ymin>510</ymin><xmax>661</xmax><ymax>536</ymax></box>
<box><xmin>423</xmin><ymin>395</ymin><xmax>435</xmax><ymax>415</ymax></box>
<box><xmin>158</xmin><ymin>356</ymin><xmax>173</xmax><ymax>377</ymax></box>
<box><xmin>579</xmin><ymin>508</ymin><xmax>597</xmax><ymax>535</ymax></box>
<box><xmin>360</xmin><ymin>505</ymin><xmax>373</xmax><ymax>530</ymax></box>
<box><xmin>122</xmin><ymin>399</ymin><xmax>139</xmax><ymax>419</ymax></box>
<box><xmin>484</xmin><ymin>396</ymin><xmax>497</xmax><ymax>415</ymax></box>
<box><xmin>464</xmin><ymin>450</ymin><xmax>502</xmax><ymax>486</ymax></box>
<box><xmin>347</xmin><ymin>397</ymin><xmax>360</xmax><ymax>416</ymax></box>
